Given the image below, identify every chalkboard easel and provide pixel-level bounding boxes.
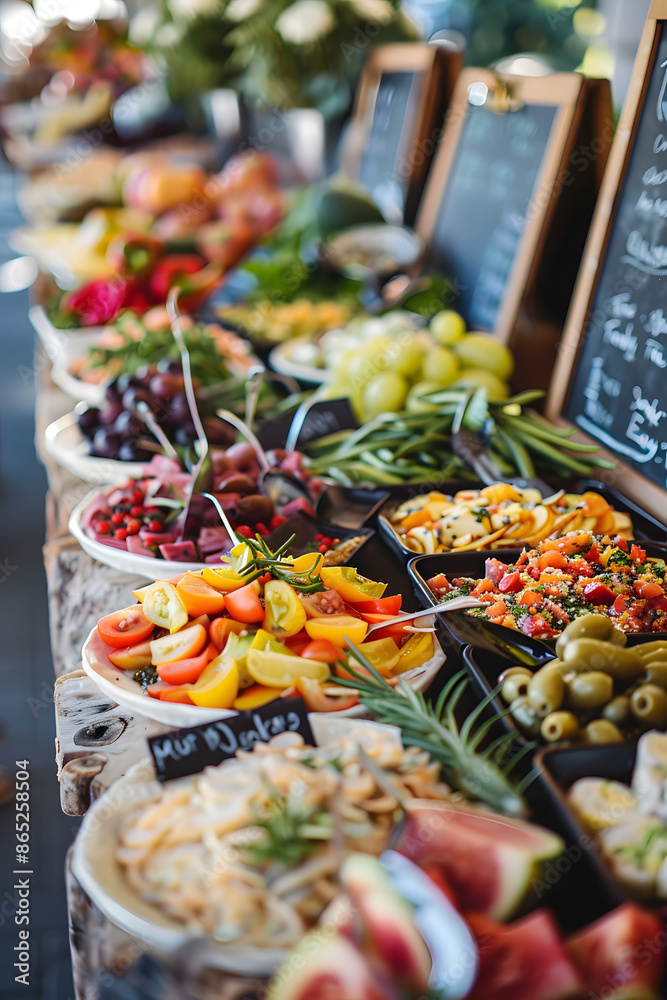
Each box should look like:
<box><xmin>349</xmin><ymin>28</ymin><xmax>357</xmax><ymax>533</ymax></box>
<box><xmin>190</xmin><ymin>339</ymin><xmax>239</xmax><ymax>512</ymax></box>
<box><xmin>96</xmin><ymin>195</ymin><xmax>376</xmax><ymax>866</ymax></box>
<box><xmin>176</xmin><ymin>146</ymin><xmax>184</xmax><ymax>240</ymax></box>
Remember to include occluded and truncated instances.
<box><xmin>547</xmin><ymin>0</ymin><xmax>667</xmax><ymax>521</ymax></box>
<box><xmin>342</xmin><ymin>43</ymin><xmax>462</xmax><ymax>226</ymax></box>
<box><xmin>415</xmin><ymin>68</ymin><xmax>612</xmax><ymax>392</ymax></box>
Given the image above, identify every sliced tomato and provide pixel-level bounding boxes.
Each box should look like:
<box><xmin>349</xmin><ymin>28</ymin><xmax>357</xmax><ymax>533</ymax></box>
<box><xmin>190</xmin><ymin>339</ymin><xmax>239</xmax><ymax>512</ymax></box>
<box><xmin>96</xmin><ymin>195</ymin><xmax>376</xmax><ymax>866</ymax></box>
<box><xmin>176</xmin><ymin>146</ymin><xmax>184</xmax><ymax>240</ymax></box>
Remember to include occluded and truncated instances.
<box><xmin>294</xmin><ymin>675</ymin><xmax>358</xmax><ymax>712</ymax></box>
<box><xmin>357</xmin><ymin>612</ymin><xmax>407</xmax><ymax>642</ymax></box>
<box><xmin>108</xmin><ymin>639</ymin><xmax>152</xmax><ymax>669</ymax></box>
<box><xmin>486</xmin><ymin>600</ymin><xmax>508</xmax><ymax>618</ymax></box>
<box><xmin>156</xmin><ymin>641</ymin><xmax>218</xmax><ymax>685</ymax></box>
<box><xmin>98</xmin><ymin>605</ymin><xmax>154</xmax><ymax>648</ymax></box>
<box><xmin>646</xmin><ymin>595</ymin><xmax>667</xmax><ymax>613</ymax></box>
<box><xmin>150</xmin><ymin>623</ymin><xmax>207</xmax><ymax>664</ymax></box>
<box><xmin>426</xmin><ymin>574</ymin><xmax>450</xmax><ymax>594</ymax></box>
<box><xmin>176</xmin><ymin>574</ymin><xmax>226</xmax><ymax>617</ymax></box>
<box><xmin>284</xmin><ymin>632</ymin><xmax>312</xmax><ymax>655</ymax></box>
<box><xmin>498</xmin><ymin>572</ymin><xmax>522</xmax><ymax>594</ymax></box>
<box><xmin>521</xmin><ymin>614</ymin><xmax>558</xmax><ymax>638</ymax></box>
<box><xmin>569</xmin><ymin>560</ymin><xmax>595</xmax><ymax>577</ymax></box>
<box><xmin>518</xmin><ymin>590</ymin><xmax>542</xmax><ymax>607</ymax></box>
<box><xmin>536</xmin><ymin>551</ymin><xmax>568</xmax><ymax>570</ymax></box>
<box><xmin>224</xmin><ymin>582</ymin><xmax>265</xmax><ymax>623</ymax></box>
<box><xmin>300</xmin><ymin>638</ymin><xmax>341</xmax><ymax>663</ymax></box>
<box><xmin>583</xmin><ymin>581</ymin><xmax>616</xmax><ymax>605</ymax></box>
<box><xmin>584</xmin><ymin>544</ymin><xmax>601</xmax><ymax>563</ymax></box>
<box><xmin>634</xmin><ymin>580</ymin><xmax>664</xmax><ymax>599</ymax></box>
<box><xmin>351</xmin><ymin>595</ymin><xmax>402</xmax><ymax>615</ymax></box>
<box><xmin>159</xmin><ymin>685</ymin><xmax>194</xmax><ymax>703</ymax></box>
<box><xmin>611</xmin><ymin>594</ymin><xmax>629</xmax><ymax>616</ymax></box>
<box><xmin>146</xmin><ymin>681</ymin><xmax>172</xmax><ymax>699</ymax></box>
<box><xmin>210</xmin><ymin>616</ymin><xmax>247</xmax><ymax>651</ymax></box>
<box><xmin>630</xmin><ymin>544</ymin><xmax>647</xmax><ymax>565</ymax></box>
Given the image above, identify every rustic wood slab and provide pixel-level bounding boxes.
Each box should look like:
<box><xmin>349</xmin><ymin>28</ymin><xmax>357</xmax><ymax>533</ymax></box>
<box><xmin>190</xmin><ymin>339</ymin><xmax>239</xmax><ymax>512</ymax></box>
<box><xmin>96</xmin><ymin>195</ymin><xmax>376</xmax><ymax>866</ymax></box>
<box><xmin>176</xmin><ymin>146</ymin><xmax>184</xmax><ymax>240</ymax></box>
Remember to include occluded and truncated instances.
<box><xmin>55</xmin><ymin>670</ymin><xmax>171</xmax><ymax>815</ymax></box>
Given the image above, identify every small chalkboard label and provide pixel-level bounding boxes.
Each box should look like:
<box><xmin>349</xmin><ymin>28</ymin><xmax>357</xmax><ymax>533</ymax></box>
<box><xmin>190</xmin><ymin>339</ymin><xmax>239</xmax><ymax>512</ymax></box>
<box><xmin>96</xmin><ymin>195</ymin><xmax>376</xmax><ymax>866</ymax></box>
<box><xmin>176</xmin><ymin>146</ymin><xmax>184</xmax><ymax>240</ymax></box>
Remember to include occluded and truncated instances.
<box><xmin>148</xmin><ymin>698</ymin><xmax>314</xmax><ymax>781</ymax></box>
<box><xmin>257</xmin><ymin>398</ymin><xmax>357</xmax><ymax>451</ymax></box>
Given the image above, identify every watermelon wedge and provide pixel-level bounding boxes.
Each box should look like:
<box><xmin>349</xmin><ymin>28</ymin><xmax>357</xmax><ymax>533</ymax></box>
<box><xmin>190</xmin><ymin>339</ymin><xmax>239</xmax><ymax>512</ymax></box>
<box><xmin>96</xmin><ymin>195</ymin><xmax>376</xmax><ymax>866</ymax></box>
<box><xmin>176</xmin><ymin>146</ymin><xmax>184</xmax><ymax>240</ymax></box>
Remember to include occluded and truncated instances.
<box><xmin>397</xmin><ymin>801</ymin><xmax>564</xmax><ymax>921</ymax></box>
<box><xmin>567</xmin><ymin>903</ymin><xmax>665</xmax><ymax>1000</ymax></box>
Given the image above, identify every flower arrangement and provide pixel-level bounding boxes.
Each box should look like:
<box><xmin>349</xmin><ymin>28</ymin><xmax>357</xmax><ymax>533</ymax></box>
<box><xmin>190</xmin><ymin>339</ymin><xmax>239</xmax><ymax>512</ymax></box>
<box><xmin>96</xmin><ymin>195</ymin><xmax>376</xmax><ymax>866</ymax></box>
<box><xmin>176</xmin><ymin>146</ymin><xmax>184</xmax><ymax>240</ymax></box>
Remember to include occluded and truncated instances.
<box><xmin>154</xmin><ymin>0</ymin><xmax>418</xmax><ymax>111</ymax></box>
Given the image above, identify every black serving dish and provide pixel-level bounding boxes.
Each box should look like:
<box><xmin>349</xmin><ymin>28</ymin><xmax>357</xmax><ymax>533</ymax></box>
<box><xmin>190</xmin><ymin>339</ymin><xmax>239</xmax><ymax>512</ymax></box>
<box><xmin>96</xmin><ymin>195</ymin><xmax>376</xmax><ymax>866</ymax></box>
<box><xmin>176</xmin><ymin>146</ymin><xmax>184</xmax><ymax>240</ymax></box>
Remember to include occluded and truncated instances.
<box><xmin>379</xmin><ymin>477</ymin><xmax>667</xmax><ymax>564</ymax></box>
<box><xmin>536</xmin><ymin>742</ymin><xmax>653</xmax><ymax>913</ymax></box>
<box><xmin>266</xmin><ymin>511</ymin><xmax>374</xmax><ymax>564</ymax></box>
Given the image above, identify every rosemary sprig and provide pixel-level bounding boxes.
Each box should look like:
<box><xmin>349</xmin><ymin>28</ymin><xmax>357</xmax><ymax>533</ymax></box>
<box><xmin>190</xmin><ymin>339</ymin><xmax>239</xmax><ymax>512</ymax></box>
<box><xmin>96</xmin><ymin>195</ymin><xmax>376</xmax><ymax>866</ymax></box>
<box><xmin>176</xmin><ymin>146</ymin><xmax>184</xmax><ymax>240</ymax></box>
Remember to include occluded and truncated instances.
<box><xmin>335</xmin><ymin>644</ymin><xmax>533</xmax><ymax>818</ymax></box>
<box><xmin>243</xmin><ymin>787</ymin><xmax>333</xmax><ymax>868</ymax></box>
<box><xmin>234</xmin><ymin>534</ymin><xmax>325</xmax><ymax>592</ymax></box>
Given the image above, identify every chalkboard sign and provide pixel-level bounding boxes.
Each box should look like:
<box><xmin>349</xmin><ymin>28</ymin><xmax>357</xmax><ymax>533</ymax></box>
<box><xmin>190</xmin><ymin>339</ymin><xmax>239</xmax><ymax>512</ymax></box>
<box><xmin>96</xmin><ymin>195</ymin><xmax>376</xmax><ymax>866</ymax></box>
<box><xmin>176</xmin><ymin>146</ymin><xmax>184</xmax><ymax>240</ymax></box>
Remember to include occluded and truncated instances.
<box><xmin>343</xmin><ymin>44</ymin><xmax>462</xmax><ymax>226</ymax></box>
<box><xmin>416</xmin><ymin>68</ymin><xmax>612</xmax><ymax>390</ymax></box>
<box><xmin>426</xmin><ymin>102</ymin><xmax>557</xmax><ymax>330</ymax></box>
<box><xmin>547</xmin><ymin>1</ymin><xmax>667</xmax><ymax>516</ymax></box>
<box><xmin>148</xmin><ymin>697</ymin><xmax>314</xmax><ymax>781</ymax></box>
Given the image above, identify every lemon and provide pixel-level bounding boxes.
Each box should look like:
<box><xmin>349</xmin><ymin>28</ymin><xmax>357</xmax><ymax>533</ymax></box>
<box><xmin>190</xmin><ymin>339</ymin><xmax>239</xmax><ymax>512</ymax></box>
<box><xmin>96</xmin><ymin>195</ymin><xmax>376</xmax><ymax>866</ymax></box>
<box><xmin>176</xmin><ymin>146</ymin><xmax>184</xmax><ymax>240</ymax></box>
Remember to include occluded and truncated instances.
<box><xmin>189</xmin><ymin>655</ymin><xmax>239</xmax><ymax>709</ymax></box>
<box><xmin>246</xmin><ymin>649</ymin><xmax>331</xmax><ymax>687</ymax></box>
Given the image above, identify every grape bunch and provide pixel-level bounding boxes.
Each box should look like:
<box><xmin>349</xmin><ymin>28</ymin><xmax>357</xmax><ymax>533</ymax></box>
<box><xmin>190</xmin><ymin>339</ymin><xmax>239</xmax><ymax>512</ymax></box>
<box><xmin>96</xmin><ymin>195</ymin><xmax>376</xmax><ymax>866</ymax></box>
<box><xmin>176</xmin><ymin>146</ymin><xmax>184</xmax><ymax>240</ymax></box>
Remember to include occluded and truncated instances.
<box><xmin>77</xmin><ymin>361</ymin><xmax>236</xmax><ymax>462</ymax></box>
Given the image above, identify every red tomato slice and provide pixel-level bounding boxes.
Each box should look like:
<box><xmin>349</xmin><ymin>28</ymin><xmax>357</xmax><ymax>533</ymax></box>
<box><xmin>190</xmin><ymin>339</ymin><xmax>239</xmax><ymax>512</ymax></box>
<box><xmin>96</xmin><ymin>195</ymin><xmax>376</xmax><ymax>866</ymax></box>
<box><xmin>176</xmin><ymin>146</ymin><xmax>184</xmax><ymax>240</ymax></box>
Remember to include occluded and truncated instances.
<box><xmin>156</xmin><ymin>642</ymin><xmax>218</xmax><ymax>685</ymax></box>
<box><xmin>284</xmin><ymin>632</ymin><xmax>311</xmax><ymax>655</ymax></box>
<box><xmin>210</xmin><ymin>617</ymin><xmax>247</xmax><ymax>651</ymax></box>
<box><xmin>536</xmin><ymin>551</ymin><xmax>568</xmax><ymax>570</ymax></box>
<box><xmin>584</xmin><ymin>544</ymin><xmax>601</xmax><ymax>563</ymax></box>
<box><xmin>630</xmin><ymin>544</ymin><xmax>647</xmax><ymax>565</ymax></box>
<box><xmin>224</xmin><ymin>583</ymin><xmax>265</xmax><ymax>623</ymax></box>
<box><xmin>159</xmin><ymin>685</ymin><xmax>194</xmax><ymax>703</ymax></box>
<box><xmin>351</xmin><ymin>595</ymin><xmax>403</xmax><ymax>615</ymax></box>
<box><xmin>294</xmin><ymin>676</ymin><xmax>358</xmax><ymax>712</ymax></box>
<box><xmin>521</xmin><ymin>614</ymin><xmax>558</xmax><ymax>638</ymax></box>
<box><xmin>147</xmin><ymin>681</ymin><xmax>171</xmax><ymax>699</ymax></box>
<box><xmin>583</xmin><ymin>581</ymin><xmax>616</xmax><ymax>605</ymax></box>
<box><xmin>301</xmin><ymin>639</ymin><xmax>341</xmax><ymax>663</ymax></box>
<box><xmin>611</xmin><ymin>595</ymin><xmax>629</xmax><ymax>616</ymax></box>
<box><xmin>498</xmin><ymin>572</ymin><xmax>522</xmax><ymax>594</ymax></box>
<box><xmin>359</xmin><ymin>612</ymin><xmax>410</xmax><ymax>643</ymax></box>
<box><xmin>98</xmin><ymin>605</ymin><xmax>154</xmax><ymax>648</ymax></box>
<box><xmin>634</xmin><ymin>581</ymin><xmax>664</xmax><ymax>599</ymax></box>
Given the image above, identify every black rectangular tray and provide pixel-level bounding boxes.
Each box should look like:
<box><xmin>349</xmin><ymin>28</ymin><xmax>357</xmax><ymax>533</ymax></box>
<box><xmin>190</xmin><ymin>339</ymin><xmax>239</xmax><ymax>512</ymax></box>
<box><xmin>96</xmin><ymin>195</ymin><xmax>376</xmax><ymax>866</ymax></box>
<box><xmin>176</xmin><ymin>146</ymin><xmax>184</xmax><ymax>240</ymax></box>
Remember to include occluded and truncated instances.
<box><xmin>379</xmin><ymin>477</ymin><xmax>667</xmax><ymax>563</ymax></box>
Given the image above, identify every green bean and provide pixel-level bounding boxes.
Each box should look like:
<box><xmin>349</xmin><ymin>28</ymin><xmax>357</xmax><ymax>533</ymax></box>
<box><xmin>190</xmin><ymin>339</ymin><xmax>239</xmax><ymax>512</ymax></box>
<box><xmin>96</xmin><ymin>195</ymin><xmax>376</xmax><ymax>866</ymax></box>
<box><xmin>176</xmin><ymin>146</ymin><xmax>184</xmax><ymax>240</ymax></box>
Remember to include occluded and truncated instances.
<box><xmin>505</xmin><ymin>427</ymin><xmax>597</xmax><ymax>474</ymax></box>
<box><xmin>495</xmin><ymin>427</ymin><xmax>536</xmax><ymax>479</ymax></box>
<box><xmin>504</xmin><ymin>415</ymin><xmax>602</xmax><ymax>452</ymax></box>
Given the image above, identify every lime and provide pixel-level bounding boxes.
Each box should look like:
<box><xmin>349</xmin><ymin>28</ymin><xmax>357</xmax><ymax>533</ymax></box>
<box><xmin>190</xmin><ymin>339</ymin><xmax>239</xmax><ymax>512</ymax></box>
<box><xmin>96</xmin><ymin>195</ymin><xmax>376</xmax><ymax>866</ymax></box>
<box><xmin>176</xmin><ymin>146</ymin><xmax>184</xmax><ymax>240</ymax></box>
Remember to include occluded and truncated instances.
<box><xmin>423</xmin><ymin>346</ymin><xmax>459</xmax><ymax>386</ymax></box>
<box><xmin>430</xmin><ymin>310</ymin><xmax>466</xmax><ymax>345</ymax></box>
<box><xmin>454</xmin><ymin>333</ymin><xmax>515</xmax><ymax>380</ymax></box>
<box><xmin>361</xmin><ymin>372</ymin><xmax>408</xmax><ymax>419</ymax></box>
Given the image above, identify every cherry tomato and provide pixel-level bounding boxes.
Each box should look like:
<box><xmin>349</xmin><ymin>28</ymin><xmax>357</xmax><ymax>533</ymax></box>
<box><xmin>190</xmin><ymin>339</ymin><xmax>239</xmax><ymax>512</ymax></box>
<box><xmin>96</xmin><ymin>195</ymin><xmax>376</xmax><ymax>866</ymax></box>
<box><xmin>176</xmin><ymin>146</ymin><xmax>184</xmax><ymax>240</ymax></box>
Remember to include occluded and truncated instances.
<box><xmin>631</xmin><ymin>544</ymin><xmax>647</xmax><ymax>565</ymax></box>
<box><xmin>98</xmin><ymin>605</ymin><xmax>154</xmax><ymax>648</ymax></box>
<box><xmin>156</xmin><ymin>641</ymin><xmax>218</xmax><ymax>685</ymax></box>
<box><xmin>224</xmin><ymin>582</ymin><xmax>265</xmax><ymax>622</ymax></box>
<box><xmin>521</xmin><ymin>614</ymin><xmax>558</xmax><ymax>638</ymax></box>
<box><xmin>300</xmin><ymin>639</ymin><xmax>341</xmax><ymax>664</ymax></box>
<box><xmin>498</xmin><ymin>572</ymin><xmax>522</xmax><ymax>594</ymax></box>
<box><xmin>583</xmin><ymin>581</ymin><xmax>616</xmax><ymax>605</ymax></box>
<box><xmin>210</xmin><ymin>617</ymin><xmax>247</xmax><ymax>652</ymax></box>
<box><xmin>159</xmin><ymin>686</ymin><xmax>194</xmax><ymax>703</ymax></box>
<box><xmin>351</xmin><ymin>595</ymin><xmax>403</xmax><ymax>615</ymax></box>
<box><xmin>585</xmin><ymin>544</ymin><xmax>601</xmax><ymax>563</ymax></box>
<box><xmin>284</xmin><ymin>632</ymin><xmax>311</xmax><ymax>655</ymax></box>
<box><xmin>150</xmin><ymin>623</ymin><xmax>207</xmax><ymax>664</ymax></box>
<box><xmin>612</xmin><ymin>595</ymin><xmax>629</xmax><ymax>616</ymax></box>
<box><xmin>176</xmin><ymin>574</ymin><xmax>227</xmax><ymax>617</ymax></box>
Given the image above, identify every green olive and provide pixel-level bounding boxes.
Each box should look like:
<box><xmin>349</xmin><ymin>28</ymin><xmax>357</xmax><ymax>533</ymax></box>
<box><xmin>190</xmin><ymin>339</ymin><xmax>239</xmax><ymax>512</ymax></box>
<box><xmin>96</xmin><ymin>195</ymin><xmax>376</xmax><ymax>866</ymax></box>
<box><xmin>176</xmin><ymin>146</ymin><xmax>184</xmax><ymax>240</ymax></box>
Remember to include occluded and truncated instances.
<box><xmin>630</xmin><ymin>684</ymin><xmax>667</xmax><ymax>728</ymax></box>
<box><xmin>498</xmin><ymin>667</ymin><xmax>533</xmax><ymax>704</ymax></box>
<box><xmin>509</xmin><ymin>696</ymin><xmax>540</xmax><ymax>736</ymax></box>
<box><xmin>584</xmin><ymin>719</ymin><xmax>624</xmax><ymax>744</ymax></box>
<box><xmin>528</xmin><ymin>667</ymin><xmax>565</xmax><ymax>716</ymax></box>
<box><xmin>634</xmin><ymin>641</ymin><xmax>667</xmax><ymax>662</ymax></box>
<box><xmin>540</xmin><ymin>711</ymin><xmax>581</xmax><ymax>743</ymax></box>
<box><xmin>561</xmin><ymin>639</ymin><xmax>642</xmax><ymax>682</ymax></box>
<box><xmin>555</xmin><ymin>614</ymin><xmax>622</xmax><ymax>658</ymax></box>
<box><xmin>603</xmin><ymin>695</ymin><xmax>632</xmax><ymax>726</ymax></box>
<box><xmin>643</xmin><ymin>661</ymin><xmax>667</xmax><ymax>690</ymax></box>
<box><xmin>566</xmin><ymin>671</ymin><xmax>614</xmax><ymax>711</ymax></box>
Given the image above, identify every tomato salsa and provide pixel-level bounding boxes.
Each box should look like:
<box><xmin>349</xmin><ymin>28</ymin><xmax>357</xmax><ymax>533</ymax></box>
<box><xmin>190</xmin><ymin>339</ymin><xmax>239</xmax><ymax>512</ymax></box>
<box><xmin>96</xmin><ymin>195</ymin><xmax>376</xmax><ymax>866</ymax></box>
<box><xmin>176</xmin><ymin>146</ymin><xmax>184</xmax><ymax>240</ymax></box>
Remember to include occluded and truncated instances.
<box><xmin>427</xmin><ymin>531</ymin><xmax>667</xmax><ymax>638</ymax></box>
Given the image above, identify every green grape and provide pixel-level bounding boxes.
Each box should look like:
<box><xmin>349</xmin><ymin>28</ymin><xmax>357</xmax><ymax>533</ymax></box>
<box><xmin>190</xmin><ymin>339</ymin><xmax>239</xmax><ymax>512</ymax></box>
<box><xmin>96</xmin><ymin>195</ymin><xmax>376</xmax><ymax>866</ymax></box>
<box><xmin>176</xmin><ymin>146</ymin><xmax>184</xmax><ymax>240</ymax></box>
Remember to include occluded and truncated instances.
<box><xmin>346</xmin><ymin>352</ymin><xmax>376</xmax><ymax>388</ymax></box>
<box><xmin>430</xmin><ymin>309</ymin><xmax>466</xmax><ymax>345</ymax></box>
<box><xmin>451</xmin><ymin>368</ymin><xmax>509</xmax><ymax>401</ymax></box>
<box><xmin>388</xmin><ymin>337</ymin><xmax>425</xmax><ymax>378</ymax></box>
<box><xmin>422</xmin><ymin>346</ymin><xmax>459</xmax><ymax>386</ymax></box>
<box><xmin>454</xmin><ymin>333</ymin><xmax>515</xmax><ymax>380</ymax></box>
<box><xmin>361</xmin><ymin>372</ymin><xmax>408</xmax><ymax>419</ymax></box>
<box><xmin>406</xmin><ymin>381</ymin><xmax>442</xmax><ymax>413</ymax></box>
<box><xmin>329</xmin><ymin>348</ymin><xmax>358</xmax><ymax>379</ymax></box>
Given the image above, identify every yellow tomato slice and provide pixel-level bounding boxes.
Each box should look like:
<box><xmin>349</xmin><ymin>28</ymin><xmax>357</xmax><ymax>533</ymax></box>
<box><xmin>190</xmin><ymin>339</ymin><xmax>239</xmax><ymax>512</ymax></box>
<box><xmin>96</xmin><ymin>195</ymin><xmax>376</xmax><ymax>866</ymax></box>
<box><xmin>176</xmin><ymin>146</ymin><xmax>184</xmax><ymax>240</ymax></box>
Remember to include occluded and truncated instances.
<box><xmin>263</xmin><ymin>580</ymin><xmax>307</xmax><ymax>638</ymax></box>
<box><xmin>188</xmin><ymin>653</ymin><xmax>239</xmax><ymax>708</ymax></box>
<box><xmin>150</xmin><ymin>623</ymin><xmax>207</xmax><ymax>665</ymax></box>
<box><xmin>246</xmin><ymin>648</ymin><xmax>330</xmax><ymax>687</ymax></box>
<box><xmin>289</xmin><ymin>552</ymin><xmax>323</xmax><ymax>576</ymax></box>
<box><xmin>304</xmin><ymin>614</ymin><xmax>368</xmax><ymax>645</ymax></box>
<box><xmin>394</xmin><ymin>632</ymin><xmax>435</xmax><ymax>673</ymax></box>
<box><xmin>201</xmin><ymin>566</ymin><xmax>248</xmax><ymax>592</ymax></box>
<box><xmin>319</xmin><ymin>567</ymin><xmax>387</xmax><ymax>603</ymax></box>
<box><xmin>352</xmin><ymin>637</ymin><xmax>400</xmax><ymax>674</ymax></box>
<box><xmin>233</xmin><ymin>684</ymin><xmax>281</xmax><ymax>711</ymax></box>
<box><xmin>142</xmin><ymin>581</ymin><xmax>188</xmax><ymax>634</ymax></box>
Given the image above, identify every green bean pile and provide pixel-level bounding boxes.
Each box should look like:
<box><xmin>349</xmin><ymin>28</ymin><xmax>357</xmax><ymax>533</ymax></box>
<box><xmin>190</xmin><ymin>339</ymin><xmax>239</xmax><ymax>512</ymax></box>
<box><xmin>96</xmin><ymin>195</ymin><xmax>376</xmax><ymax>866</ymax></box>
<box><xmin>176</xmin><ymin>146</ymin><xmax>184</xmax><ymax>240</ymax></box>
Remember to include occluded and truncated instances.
<box><xmin>303</xmin><ymin>388</ymin><xmax>615</xmax><ymax>486</ymax></box>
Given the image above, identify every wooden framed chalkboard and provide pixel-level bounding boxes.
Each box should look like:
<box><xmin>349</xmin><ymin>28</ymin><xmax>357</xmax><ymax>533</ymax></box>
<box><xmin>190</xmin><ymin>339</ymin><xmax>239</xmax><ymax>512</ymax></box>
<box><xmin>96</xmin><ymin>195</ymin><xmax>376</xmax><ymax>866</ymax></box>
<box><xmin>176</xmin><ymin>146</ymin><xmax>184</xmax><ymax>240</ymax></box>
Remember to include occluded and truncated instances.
<box><xmin>415</xmin><ymin>68</ymin><xmax>612</xmax><ymax>391</ymax></box>
<box><xmin>547</xmin><ymin>1</ymin><xmax>667</xmax><ymax>518</ymax></box>
<box><xmin>342</xmin><ymin>43</ymin><xmax>462</xmax><ymax>226</ymax></box>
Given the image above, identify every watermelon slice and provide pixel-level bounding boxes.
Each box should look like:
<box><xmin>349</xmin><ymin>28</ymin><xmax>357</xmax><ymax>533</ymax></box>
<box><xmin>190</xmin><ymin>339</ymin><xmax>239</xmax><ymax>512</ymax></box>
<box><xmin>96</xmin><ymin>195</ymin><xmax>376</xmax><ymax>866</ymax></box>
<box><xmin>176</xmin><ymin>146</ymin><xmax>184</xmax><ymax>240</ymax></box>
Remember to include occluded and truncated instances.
<box><xmin>138</xmin><ymin>528</ymin><xmax>178</xmax><ymax>547</ymax></box>
<box><xmin>567</xmin><ymin>903</ymin><xmax>665</xmax><ymax>1000</ymax></box>
<box><xmin>159</xmin><ymin>540</ymin><xmax>198</xmax><ymax>562</ymax></box>
<box><xmin>267</xmin><ymin>929</ymin><xmax>395</xmax><ymax>1000</ymax></box>
<box><xmin>197</xmin><ymin>525</ymin><xmax>232</xmax><ymax>555</ymax></box>
<box><xmin>466</xmin><ymin>910</ymin><xmax>584</xmax><ymax>1000</ymax></box>
<box><xmin>126</xmin><ymin>534</ymin><xmax>156</xmax><ymax>557</ymax></box>
<box><xmin>397</xmin><ymin>801</ymin><xmax>564</xmax><ymax>921</ymax></box>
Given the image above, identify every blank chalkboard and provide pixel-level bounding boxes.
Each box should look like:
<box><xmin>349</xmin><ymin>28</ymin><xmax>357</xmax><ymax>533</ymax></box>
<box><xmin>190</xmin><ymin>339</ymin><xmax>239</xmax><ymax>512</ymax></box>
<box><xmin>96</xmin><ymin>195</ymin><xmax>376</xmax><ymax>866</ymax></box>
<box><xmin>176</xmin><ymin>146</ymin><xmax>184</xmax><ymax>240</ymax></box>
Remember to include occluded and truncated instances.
<box><xmin>563</xmin><ymin>24</ymin><xmax>667</xmax><ymax>492</ymax></box>
<box><xmin>425</xmin><ymin>101</ymin><xmax>557</xmax><ymax>330</ymax></box>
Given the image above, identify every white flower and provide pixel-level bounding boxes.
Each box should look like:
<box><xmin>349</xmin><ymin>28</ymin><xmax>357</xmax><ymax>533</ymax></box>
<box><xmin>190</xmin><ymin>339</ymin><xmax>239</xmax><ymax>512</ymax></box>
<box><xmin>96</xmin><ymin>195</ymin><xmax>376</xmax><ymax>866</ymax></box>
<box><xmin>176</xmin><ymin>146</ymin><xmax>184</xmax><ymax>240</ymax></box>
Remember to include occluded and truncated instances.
<box><xmin>168</xmin><ymin>0</ymin><xmax>220</xmax><ymax>19</ymax></box>
<box><xmin>224</xmin><ymin>0</ymin><xmax>262</xmax><ymax>21</ymax></box>
<box><xmin>348</xmin><ymin>0</ymin><xmax>394</xmax><ymax>24</ymax></box>
<box><xmin>275</xmin><ymin>0</ymin><xmax>336</xmax><ymax>44</ymax></box>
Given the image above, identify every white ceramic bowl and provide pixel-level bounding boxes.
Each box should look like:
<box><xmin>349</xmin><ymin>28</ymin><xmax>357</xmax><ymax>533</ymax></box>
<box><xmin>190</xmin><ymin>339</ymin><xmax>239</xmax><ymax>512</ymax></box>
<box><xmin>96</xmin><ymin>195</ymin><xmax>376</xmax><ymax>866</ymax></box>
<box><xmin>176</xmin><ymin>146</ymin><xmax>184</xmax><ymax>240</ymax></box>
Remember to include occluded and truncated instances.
<box><xmin>326</xmin><ymin>224</ymin><xmax>424</xmax><ymax>280</ymax></box>
<box><xmin>69</xmin><ymin>487</ymin><xmax>205</xmax><ymax>579</ymax></box>
<box><xmin>70</xmin><ymin>717</ymin><xmax>404</xmax><ymax>973</ymax></box>
<box><xmin>44</xmin><ymin>410</ymin><xmax>145</xmax><ymax>483</ymax></box>
<box><xmin>30</xmin><ymin>305</ymin><xmax>107</xmax><ymax>405</ymax></box>
<box><xmin>268</xmin><ymin>337</ymin><xmax>332</xmax><ymax>384</ymax></box>
<box><xmin>81</xmin><ymin>614</ymin><xmax>446</xmax><ymax>728</ymax></box>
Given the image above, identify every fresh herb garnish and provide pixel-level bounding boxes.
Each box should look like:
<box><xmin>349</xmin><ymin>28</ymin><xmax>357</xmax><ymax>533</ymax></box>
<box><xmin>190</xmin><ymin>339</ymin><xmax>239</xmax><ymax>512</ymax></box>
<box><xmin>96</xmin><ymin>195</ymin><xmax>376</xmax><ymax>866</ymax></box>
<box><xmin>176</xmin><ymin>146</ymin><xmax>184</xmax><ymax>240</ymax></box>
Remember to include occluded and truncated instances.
<box><xmin>133</xmin><ymin>665</ymin><xmax>159</xmax><ymax>690</ymax></box>
<box><xmin>243</xmin><ymin>788</ymin><xmax>332</xmax><ymax>868</ymax></box>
